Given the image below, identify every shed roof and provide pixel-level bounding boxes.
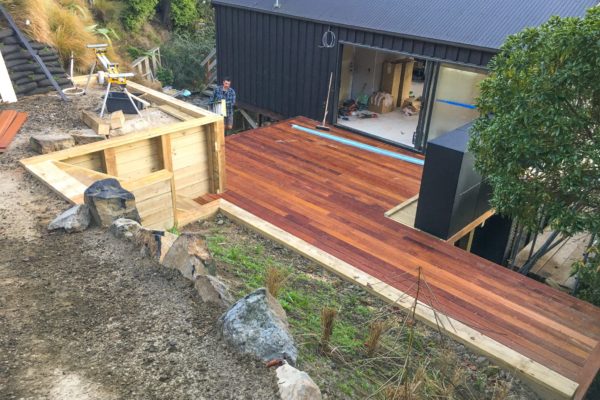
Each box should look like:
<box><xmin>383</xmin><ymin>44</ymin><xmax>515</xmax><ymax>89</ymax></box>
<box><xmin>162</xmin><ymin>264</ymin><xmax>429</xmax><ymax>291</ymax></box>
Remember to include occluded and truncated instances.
<box><xmin>212</xmin><ymin>0</ymin><xmax>596</xmax><ymax>50</ymax></box>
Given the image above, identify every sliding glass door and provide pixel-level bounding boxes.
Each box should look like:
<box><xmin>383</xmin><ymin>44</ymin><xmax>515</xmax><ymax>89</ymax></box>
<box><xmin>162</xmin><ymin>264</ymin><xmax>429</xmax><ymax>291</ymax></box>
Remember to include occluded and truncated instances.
<box><xmin>426</xmin><ymin>64</ymin><xmax>487</xmax><ymax>142</ymax></box>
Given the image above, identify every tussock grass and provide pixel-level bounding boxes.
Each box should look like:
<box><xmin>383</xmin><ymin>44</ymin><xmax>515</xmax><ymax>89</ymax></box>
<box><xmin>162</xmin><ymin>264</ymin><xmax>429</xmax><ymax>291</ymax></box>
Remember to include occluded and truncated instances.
<box><xmin>320</xmin><ymin>307</ymin><xmax>337</xmax><ymax>350</ymax></box>
<box><xmin>5</xmin><ymin>0</ymin><xmax>123</xmax><ymax>73</ymax></box>
<box><xmin>265</xmin><ymin>265</ymin><xmax>289</xmax><ymax>298</ymax></box>
<box><xmin>91</xmin><ymin>0</ymin><xmax>125</xmax><ymax>23</ymax></box>
<box><xmin>365</xmin><ymin>319</ymin><xmax>386</xmax><ymax>357</ymax></box>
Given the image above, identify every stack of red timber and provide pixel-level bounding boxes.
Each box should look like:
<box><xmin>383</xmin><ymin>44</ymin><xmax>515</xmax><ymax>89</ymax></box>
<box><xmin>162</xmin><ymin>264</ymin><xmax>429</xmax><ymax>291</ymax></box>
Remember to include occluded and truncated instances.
<box><xmin>0</xmin><ymin>109</ymin><xmax>27</xmax><ymax>153</ymax></box>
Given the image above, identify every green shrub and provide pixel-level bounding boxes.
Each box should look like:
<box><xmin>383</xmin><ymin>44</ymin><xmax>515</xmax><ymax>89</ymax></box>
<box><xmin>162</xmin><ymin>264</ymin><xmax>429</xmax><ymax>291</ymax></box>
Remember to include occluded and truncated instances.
<box><xmin>171</xmin><ymin>0</ymin><xmax>198</xmax><ymax>30</ymax></box>
<box><xmin>92</xmin><ymin>0</ymin><xmax>126</xmax><ymax>24</ymax></box>
<box><xmin>160</xmin><ymin>28</ymin><xmax>215</xmax><ymax>90</ymax></box>
<box><xmin>122</xmin><ymin>0</ymin><xmax>159</xmax><ymax>31</ymax></box>
<box><xmin>156</xmin><ymin>67</ymin><xmax>174</xmax><ymax>86</ymax></box>
<box><xmin>572</xmin><ymin>246</ymin><xmax>600</xmax><ymax>307</ymax></box>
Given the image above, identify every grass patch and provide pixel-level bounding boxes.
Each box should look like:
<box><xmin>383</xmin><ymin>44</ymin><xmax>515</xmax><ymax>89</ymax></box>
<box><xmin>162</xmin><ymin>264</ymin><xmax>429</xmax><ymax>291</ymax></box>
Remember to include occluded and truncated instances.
<box><xmin>203</xmin><ymin>217</ymin><xmax>531</xmax><ymax>399</ymax></box>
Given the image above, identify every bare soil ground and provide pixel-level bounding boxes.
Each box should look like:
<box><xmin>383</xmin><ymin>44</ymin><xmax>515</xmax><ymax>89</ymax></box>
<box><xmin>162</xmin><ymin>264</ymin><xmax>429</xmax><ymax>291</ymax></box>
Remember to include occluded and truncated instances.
<box><xmin>0</xmin><ymin>94</ymin><xmax>279</xmax><ymax>399</ymax></box>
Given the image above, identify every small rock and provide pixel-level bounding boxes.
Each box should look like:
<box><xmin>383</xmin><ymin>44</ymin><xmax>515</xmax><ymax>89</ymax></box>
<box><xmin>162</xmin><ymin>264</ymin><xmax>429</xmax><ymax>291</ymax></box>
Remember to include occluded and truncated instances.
<box><xmin>162</xmin><ymin>233</ymin><xmax>216</xmax><ymax>280</ymax></box>
<box><xmin>30</xmin><ymin>134</ymin><xmax>75</xmax><ymax>154</ymax></box>
<box><xmin>194</xmin><ymin>275</ymin><xmax>234</xmax><ymax>308</ymax></box>
<box><xmin>134</xmin><ymin>228</ymin><xmax>178</xmax><ymax>263</ymax></box>
<box><xmin>276</xmin><ymin>362</ymin><xmax>322</xmax><ymax>400</ymax></box>
<box><xmin>83</xmin><ymin>179</ymin><xmax>140</xmax><ymax>227</ymax></box>
<box><xmin>109</xmin><ymin>218</ymin><xmax>142</xmax><ymax>240</ymax></box>
<box><xmin>47</xmin><ymin>204</ymin><xmax>91</xmax><ymax>233</ymax></box>
<box><xmin>219</xmin><ymin>288</ymin><xmax>297</xmax><ymax>365</ymax></box>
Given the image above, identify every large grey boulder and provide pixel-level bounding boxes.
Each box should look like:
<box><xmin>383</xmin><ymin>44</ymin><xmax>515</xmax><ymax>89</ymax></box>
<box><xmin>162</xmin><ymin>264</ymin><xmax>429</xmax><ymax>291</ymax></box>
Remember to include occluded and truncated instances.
<box><xmin>219</xmin><ymin>288</ymin><xmax>297</xmax><ymax>366</ymax></box>
<box><xmin>30</xmin><ymin>134</ymin><xmax>75</xmax><ymax>154</ymax></box>
<box><xmin>162</xmin><ymin>233</ymin><xmax>216</xmax><ymax>280</ymax></box>
<box><xmin>84</xmin><ymin>179</ymin><xmax>140</xmax><ymax>227</ymax></box>
<box><xmin>47</xmin><ymin>204</ymin><xmax>91</xmax><ymax>233</ymax></box>
<box><xmin>195</xmin><ymin>275</ymin><xmax>234</xmax><ymax>308</ymax></box>
<box><xmin>109</xmin><ymin>218</ymin><xmax>142</xmax><ymax>240</ymax></box>
<box><xmin>276</xmin><ymin>363</ymin><xmax>322</xmax><ymax>400</ymax></box>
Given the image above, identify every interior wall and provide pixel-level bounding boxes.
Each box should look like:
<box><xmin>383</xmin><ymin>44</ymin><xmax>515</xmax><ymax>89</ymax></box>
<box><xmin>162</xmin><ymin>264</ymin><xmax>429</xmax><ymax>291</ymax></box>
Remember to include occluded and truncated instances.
<box><xmin>350</xmin><ymin>46</ymin><xmax>383</xmax><ymax>99</ymax></box>
<box><xmin>345</xmin><ymin>45</ymin><xmax>416</xmax><ymax>102</ymax></box>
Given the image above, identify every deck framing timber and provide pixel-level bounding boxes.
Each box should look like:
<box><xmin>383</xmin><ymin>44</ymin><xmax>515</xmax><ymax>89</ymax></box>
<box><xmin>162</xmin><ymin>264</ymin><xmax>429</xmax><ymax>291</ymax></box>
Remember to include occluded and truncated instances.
<box><xmin>20</xmin><ymin>77</ymin><xmax>226</xmax><ymax>230</ymax></box>
<box><xmin>214</xmin><ymin>118</ymin><xmax>599</xmax><ymax>400</ymax></box>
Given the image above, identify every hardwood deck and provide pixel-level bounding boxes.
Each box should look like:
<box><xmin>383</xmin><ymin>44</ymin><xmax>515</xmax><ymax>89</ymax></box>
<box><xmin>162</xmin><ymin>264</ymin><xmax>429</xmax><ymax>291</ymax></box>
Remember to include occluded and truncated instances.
<box><xmin>220</xmin><ymin>116</ymin><xmax>600</xmax><ymax>398</ymax></box>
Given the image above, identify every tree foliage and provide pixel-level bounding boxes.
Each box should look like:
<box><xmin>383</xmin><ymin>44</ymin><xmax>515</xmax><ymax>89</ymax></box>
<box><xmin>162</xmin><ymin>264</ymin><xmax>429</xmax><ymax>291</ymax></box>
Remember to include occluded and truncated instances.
<box><xmin>572</xmin><ymin>246</ymin><xmax>600</xmax><ymax>306</ymax></box>
<box><xmin>123</xmin><ymin>0</ymin><xmax>159</xmax><ymax>31</ymax></box>
<box><xmin>469</xmin><ymin>7</ymin><xmax>600</xmax><ymax>237</ymax></box>
<box><xmin>161</xmin><ymin>28</ymin><xmax>215</xmax><ymax>90</ymax></box>
<box><xmin>170</xmin><ymin>0</ymin><xmax>198</xmax><ymax>30</ymax></box>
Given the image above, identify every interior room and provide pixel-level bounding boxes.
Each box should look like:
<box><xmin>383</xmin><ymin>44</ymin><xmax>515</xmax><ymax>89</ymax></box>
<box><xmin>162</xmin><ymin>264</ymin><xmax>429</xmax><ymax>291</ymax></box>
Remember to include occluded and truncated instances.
<box><xmin>336</xmin><ymin>45</ymin><xmax>426</xmax><ymax>148</ymax></box>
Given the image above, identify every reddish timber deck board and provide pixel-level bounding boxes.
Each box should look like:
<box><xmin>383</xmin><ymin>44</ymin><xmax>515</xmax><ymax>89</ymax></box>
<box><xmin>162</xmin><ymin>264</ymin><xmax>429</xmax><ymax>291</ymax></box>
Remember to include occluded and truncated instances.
<box><xmin>0</xmin><ymin>110</ymin><xmax>27</xmax><ymax>152</ymax></box>
<box><xmin>220</xmin><ymin>117</ymin><xmax>600</xmax><ymax>390</ymax></box>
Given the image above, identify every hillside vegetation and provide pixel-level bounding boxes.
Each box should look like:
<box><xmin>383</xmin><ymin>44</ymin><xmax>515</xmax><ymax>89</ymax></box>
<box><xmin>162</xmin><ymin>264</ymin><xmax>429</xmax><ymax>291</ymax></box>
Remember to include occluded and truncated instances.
<box><xmin>2</xmin><ymin>0</ymin><xmax>215</xmax><ymax>90</ymax></box>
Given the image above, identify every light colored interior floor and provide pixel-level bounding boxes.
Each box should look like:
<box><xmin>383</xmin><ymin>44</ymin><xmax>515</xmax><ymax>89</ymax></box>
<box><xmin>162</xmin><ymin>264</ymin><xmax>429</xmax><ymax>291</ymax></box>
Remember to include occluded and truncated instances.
<box><xmin>338</xmin><ymin>108</ymin><xmax>419</xmax><ymax>147</ymax></box>
<box><xmin>337</xmin><ymin>81</ymin><xmax>424</xmax><ymax>148</ymax></box>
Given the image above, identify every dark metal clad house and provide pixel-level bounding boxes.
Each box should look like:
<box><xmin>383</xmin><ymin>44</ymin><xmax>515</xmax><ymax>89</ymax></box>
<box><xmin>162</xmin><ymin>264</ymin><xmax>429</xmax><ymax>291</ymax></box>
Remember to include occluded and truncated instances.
<box><xmin>212</xmin><ymin>0</ymin><xmax>595</xmax><ymax>151</ymax></box>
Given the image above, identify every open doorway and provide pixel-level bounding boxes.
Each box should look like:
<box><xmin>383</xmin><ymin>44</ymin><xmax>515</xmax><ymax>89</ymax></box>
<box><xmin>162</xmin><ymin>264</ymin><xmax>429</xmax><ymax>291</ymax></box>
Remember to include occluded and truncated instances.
<box><xmin>336</xmin><ymin>44</ymin><xmax>427</xmax><ymax>148</ymax></box>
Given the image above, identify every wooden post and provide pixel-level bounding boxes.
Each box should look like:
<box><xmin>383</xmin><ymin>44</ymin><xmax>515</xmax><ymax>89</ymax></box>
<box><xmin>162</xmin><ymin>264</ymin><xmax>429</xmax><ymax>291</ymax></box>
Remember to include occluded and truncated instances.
<box><xmin>102</xmin><ymin>148</ymin><xmax>118</xmax><ymax>175</ymax></box>
<box><xmin>159</xmin><ymin>134</ymin><xmax>178</xmax><ymax>226</ymax></box>
<box><xmin>206</xmin><ymin>119</ymin><xmax>226</xmax><ymax>193</ymax></box>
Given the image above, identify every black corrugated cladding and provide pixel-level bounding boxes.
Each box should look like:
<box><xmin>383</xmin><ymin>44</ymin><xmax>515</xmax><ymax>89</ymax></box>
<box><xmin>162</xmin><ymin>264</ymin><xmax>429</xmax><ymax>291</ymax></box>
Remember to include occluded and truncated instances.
<box><xmin>213</xmin><ymin>4</ymin><xmax>495</xmax><ymax>122</ymax></box>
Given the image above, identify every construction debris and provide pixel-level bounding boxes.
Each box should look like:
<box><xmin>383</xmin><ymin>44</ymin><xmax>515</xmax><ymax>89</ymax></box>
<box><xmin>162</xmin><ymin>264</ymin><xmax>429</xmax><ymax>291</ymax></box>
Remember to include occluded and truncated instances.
<box><xmin>81</xmin><ymin>110</ymin><xmax>110</xmax><ymax>136</ymax></box>
<box><xmin>109</xmin><ymin>110</ymin><xmax>125</xmax><ymax>130</ymax></box>
<box><xmin>70</xmin><ymin>131</ymin><xmax>106</xmax><ymax>145</ymax></box>
<box><xmin>0</xmin><ymin>109</ymin><xmax>27</xmax><ymax>152</ymax></box>
<box><xmin>29</xmin><ymin>133</ymin><xmax>74</xmax><ymax>154</ymax></box>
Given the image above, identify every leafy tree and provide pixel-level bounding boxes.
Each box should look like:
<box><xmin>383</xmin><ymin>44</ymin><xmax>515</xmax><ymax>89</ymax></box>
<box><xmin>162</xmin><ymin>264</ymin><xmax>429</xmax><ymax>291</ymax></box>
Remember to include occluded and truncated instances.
<box><xmin>170</xmin><ymin>0</ymin><xmax>198</xmax><ymax>30</ymax></box>
<box><xmin>572</xmin><ymin>246</ymin><xmax>600</xmax><ymax>306</ymax></box>
<box><xmin>123</xmin><ymin>0</ymin><xmax>159</xmax><ymax>31</ymax></box>
<box><xmin>161</xmin><ymin>28</ymin><xmax>215</xmax><ymax>90</ymax></box>
<box><xmin>469</xmin><ymin>7</ymin><xmax>600</xmax><ymax>239</ymax></box>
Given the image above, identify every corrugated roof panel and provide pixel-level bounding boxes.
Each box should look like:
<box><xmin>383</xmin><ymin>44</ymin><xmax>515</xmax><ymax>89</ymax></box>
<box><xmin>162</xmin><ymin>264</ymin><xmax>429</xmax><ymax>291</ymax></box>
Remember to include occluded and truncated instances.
<box><xmin>211</xmin><ymin>0</ymin><xmax>596</xmax><ymax>50</ymax></box>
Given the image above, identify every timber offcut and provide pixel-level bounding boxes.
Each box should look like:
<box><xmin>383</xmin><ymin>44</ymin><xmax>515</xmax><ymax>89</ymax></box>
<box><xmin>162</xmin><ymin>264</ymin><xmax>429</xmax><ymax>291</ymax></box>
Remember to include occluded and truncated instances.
<box><xmin>0</xmin><ymin>109</ymin><xmax>27</xmax><ymax>152</ymax></box>
<box><xmin>220</xmin><ymin>117</ymin><xmax>600</xmax><ymax>400</ymax></box>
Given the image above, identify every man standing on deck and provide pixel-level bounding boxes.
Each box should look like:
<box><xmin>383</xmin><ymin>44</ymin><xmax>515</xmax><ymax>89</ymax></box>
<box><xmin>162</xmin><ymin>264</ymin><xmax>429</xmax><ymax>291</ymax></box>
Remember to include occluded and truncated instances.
<box><xmin>210</xmin><ymin>77</ymin><xmax>236</xmax><ymax>131</ymax></box>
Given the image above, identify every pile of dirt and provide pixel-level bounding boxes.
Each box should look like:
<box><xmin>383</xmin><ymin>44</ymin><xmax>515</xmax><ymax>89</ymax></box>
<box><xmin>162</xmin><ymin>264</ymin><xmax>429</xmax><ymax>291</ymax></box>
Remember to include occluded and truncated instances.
<box><xmin>0</xmin><ymin>95</ymin><xmax>279</xmax><ymax>399</ymax></box>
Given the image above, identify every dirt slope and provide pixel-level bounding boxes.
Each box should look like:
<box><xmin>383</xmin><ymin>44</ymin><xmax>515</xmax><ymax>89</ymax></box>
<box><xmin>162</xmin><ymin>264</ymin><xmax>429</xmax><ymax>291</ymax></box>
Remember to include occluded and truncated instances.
<box><xmin>0</xmin><ymin>94</ymin><xmax>279</xmax><ymax>399</ymax></box>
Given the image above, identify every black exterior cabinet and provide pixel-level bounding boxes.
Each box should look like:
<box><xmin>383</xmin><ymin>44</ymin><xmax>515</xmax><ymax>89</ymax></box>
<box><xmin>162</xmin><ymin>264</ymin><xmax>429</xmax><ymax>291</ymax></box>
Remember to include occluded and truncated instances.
<box><xmin>414</xmin><ymin>123</ymin><xmax>490</xmax><ymax>240</ymax></box>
